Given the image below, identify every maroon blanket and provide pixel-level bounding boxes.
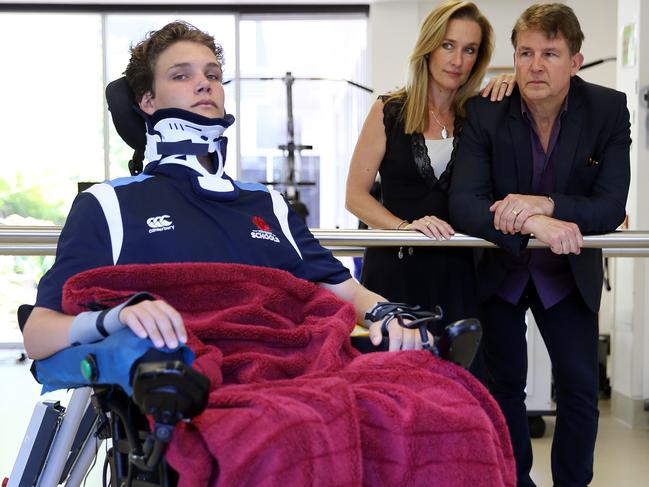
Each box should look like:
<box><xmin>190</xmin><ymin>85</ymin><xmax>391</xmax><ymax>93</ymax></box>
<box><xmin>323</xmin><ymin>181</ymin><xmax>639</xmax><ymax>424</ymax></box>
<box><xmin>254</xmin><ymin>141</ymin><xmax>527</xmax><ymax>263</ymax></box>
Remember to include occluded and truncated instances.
<box><xmin>64</xmin><ymin>263</ymin><xmax>515</xmax><ymax>487</ymax></box>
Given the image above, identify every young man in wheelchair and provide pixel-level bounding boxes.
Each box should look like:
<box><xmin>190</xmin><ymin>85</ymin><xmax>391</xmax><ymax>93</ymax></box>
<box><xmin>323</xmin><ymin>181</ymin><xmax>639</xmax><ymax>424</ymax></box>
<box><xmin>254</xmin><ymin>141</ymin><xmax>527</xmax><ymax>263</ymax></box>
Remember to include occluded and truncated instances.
<box><xmin>10</xmin><ymin>21</ymin><xmax>504</xmax><ymax>487</ymax></box>
<box><xmin>24</xmin><ymin>21</ymin><xmax>476</xmax><ymax>363</ymax></box>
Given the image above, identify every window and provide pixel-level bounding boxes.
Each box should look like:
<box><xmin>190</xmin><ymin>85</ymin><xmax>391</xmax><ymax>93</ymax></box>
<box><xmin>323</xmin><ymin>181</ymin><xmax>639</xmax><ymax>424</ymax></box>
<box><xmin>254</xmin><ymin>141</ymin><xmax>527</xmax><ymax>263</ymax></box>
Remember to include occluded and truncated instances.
<box><xmin>0</xmin><ymin>8</ymin><xmax>368</xmax><ymax>344</ymax></box>
<box><xmin>0</xmin><ymin>13</ymin><xmax>105</xmax><ymax>225</ymax></box>
<box><xmin>238</xmin><ymin>14</ymin><xmax>369</xmax><ymax>228</ymax></box>
<box><xmin>0</xmin><ymin>13</ymin><xmax>105</xmax><ymax>344</ymax></box>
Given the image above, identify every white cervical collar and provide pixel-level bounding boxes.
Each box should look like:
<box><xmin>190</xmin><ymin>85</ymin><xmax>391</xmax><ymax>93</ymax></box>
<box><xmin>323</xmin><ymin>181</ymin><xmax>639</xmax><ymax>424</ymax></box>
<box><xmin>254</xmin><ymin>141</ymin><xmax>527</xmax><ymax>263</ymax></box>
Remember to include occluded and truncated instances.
<box><xmin>142</xmin><ymin>108</ymin><xmax>236</xmax><ymax>194</ymax></box>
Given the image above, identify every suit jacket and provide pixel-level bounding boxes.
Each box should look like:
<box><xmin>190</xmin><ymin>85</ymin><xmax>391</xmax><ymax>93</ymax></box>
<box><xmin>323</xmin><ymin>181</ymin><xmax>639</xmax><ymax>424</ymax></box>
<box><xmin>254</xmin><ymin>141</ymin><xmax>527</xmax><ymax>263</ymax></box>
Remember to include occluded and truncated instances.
<box><xmin>448</xmin><ymin>76</ymin><xmax>631</xmax><ymax>312</ymax></box>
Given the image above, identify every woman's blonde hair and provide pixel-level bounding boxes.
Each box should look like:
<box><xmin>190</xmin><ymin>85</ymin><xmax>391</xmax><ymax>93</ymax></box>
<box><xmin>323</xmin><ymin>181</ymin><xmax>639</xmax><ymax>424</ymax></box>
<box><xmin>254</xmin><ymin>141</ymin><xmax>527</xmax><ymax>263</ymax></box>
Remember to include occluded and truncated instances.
<box><xmin>386</xmin><ymin>1</ymin><xmax>494</xmax><ymax>134</ymax></box>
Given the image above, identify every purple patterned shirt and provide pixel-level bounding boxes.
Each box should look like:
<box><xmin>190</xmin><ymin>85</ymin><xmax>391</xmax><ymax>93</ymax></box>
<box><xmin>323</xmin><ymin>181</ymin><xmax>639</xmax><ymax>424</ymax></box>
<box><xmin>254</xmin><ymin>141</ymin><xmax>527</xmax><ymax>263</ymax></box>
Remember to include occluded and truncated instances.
<box><xmin>496</xmin><ymin>96</ymin><xmax>574</xmax><ymax>309</ymax></box>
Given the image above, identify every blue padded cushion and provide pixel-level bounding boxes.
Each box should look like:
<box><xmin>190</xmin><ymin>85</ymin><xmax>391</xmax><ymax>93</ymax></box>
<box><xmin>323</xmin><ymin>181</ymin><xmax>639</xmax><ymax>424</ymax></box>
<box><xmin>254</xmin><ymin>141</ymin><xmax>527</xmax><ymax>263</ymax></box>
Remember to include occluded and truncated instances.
<box><xmin>35</xmin><ymin>328</ymin><xmax>194</xmax><ymax>396</ymax></box>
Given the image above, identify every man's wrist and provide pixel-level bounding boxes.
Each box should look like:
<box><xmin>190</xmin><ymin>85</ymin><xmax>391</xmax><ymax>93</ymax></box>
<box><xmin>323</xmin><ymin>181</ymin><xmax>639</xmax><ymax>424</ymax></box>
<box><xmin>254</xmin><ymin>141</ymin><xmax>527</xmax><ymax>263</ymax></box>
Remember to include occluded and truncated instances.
<box><xmin>364</xmin><ymin>301</ymin><xmax>382</xmax><ymax>327</ymax></box>
<box><xmin>69</xmin><ymin>292</ymin><xmax>154</xmax><ymax>345</ymax></box>
<box><xmin>521</xmin><ymin>214</ymin><xmax>542</xmax><ymax>235</ymax></box>
<box><xmin>543</xmin><ymin>194</ymin><xmax>555</xmax><ymax>216</ymax></box>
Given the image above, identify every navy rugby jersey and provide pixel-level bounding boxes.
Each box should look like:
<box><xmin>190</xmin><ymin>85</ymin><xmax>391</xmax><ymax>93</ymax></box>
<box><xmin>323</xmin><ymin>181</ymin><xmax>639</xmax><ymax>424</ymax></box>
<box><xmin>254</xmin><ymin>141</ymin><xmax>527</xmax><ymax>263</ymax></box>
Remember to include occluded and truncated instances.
<box><xmin>36</xmin><ymin>164</ymin><xmax>350</xmax><ymax>311</ymax></box>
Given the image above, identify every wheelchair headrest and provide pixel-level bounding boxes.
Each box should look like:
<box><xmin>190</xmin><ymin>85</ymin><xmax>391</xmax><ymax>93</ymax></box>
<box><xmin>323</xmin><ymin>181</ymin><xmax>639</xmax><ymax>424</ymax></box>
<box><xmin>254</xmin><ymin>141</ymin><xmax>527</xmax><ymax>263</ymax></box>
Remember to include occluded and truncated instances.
<box><xmin>105</xmin><ymin>76</ymin><xmax>146</xmax><ymax>152</ymax></box>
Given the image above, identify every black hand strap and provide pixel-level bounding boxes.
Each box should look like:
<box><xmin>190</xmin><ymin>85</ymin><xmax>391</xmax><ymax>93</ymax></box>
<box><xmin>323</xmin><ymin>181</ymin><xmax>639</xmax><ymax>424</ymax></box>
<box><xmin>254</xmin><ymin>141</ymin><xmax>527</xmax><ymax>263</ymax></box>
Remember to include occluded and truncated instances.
<box><xmin>364</xmin><ymin>301</ymin><xmax>420</xmax><ymax>322</ymax></box>
<box><xmin>365</xmin><ymin>302</ymin><xmax>444</xmax><ymax>352</ymax></box>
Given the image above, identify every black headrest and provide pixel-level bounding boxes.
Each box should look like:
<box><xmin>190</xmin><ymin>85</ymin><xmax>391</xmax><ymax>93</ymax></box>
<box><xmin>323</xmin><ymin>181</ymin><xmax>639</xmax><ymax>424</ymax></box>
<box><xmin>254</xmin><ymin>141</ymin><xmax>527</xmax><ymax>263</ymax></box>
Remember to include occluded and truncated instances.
<box><xmin>105</xmin><ymin>76</ymin><xmax>146</xmax><ymax>152</ymax></box>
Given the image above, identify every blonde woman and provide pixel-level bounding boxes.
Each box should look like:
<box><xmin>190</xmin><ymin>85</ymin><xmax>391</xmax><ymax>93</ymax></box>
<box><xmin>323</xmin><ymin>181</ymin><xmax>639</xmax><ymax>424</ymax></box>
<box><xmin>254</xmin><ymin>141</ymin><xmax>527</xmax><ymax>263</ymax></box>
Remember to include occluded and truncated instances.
<box><xmin>346</xmin><ymin>1</ymin><xmax>513</xmax><ymax>344</ymax></box>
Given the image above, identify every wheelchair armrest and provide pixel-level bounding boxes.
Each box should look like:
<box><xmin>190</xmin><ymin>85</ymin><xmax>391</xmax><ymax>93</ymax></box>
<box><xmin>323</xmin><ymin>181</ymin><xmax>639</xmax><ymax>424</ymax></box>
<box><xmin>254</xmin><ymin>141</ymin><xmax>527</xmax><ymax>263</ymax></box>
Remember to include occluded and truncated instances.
<box><xmin>33</xmin><ymin>328</ymin><xmax>195</xmax><ymax>396</ymax></box>
<box><xmin>437</xmin><ymin>319</ymin><xmax>482</xmax><ymax>369</ymax></box>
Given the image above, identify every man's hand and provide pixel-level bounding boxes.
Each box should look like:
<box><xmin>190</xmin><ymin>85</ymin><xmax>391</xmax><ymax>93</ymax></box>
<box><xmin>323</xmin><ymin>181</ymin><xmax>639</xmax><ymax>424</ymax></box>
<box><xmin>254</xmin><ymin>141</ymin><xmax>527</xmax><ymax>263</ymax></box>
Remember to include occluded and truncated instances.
<box><xmin>318</xmin><ymin>279</ymin><xmax>434</xmax><ymax>352</ymax></box>
<box><xmin>522</xmin><ymin>215</ymin><xmax>583</xmax><ymax>255</ymax></box>
<box><xmin>368</xmin><ymin>319</ymin><xmax>433</xmax><ymax>351</ymax></box>
<box><xmin>490</xmin><ymin>194</ymin><xmax>555</xmax><ymax>234</ymax></box>
<box><xmin>119</xmin><ymin>299</ymin><xmax>187</xmax><ymax>349</ymax></box>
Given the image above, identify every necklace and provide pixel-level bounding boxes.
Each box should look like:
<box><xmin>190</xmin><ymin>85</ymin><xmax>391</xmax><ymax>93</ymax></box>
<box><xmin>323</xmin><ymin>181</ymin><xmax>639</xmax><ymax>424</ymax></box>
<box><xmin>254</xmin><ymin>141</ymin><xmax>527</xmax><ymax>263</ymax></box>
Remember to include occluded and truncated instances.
<box><xmin>429</xmin><ymin>109</ymin><xmax>449</xmax><ymax>139</ymax></box>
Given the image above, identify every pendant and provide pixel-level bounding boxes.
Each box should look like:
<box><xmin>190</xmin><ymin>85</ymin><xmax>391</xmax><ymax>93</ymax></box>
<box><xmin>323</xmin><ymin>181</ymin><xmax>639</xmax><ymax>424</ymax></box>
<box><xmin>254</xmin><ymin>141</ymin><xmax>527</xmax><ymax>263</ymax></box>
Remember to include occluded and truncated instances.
<box><xmin>441</xmin><ymin>126</ymin><xmax>448</xmax><ymax>139</ymax></box>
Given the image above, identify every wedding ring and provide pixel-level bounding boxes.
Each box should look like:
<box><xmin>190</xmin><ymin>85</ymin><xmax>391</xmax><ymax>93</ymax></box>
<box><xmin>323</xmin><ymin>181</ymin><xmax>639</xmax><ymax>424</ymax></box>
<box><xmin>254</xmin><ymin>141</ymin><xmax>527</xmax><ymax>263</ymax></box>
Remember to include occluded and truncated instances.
<box><xmin>511</xmin><ymin>209</ymin><xmax>520</xmax><ymax>215</ymax></box>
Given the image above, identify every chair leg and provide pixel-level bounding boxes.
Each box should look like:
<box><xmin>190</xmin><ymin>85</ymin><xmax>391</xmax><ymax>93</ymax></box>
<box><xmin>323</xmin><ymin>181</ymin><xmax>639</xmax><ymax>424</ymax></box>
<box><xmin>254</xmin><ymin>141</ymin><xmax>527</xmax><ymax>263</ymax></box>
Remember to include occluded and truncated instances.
<box><xmin>64</xmin><ymin>433</ymin><xmax>104</xmax><ymax>487</ymax></box>
<box><xmin>7</xmin><ymin>401</ymin><xmax>64</xmax><ymax>487</ymax></box>
<box><xmin>7</xmin><ymin>388</ymin><xmax>94</xmax><ymax>487</ymax></box>
<box><xmin>38</xmin><ymin>388</ymin><xmax>93</xmax><ymax>486</ymax></box>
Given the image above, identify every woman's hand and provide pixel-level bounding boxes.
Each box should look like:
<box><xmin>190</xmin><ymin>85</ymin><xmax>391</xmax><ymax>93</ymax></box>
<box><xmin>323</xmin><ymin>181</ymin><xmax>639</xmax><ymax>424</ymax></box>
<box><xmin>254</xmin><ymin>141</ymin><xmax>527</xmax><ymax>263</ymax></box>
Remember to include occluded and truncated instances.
<box><xmin>480</xmin><ymin>73</ymin><xmax>516</xmax><ymax>101</ymax></box>
<box><xmin>404</xmin><ymin>215</ymin><xmax>455</xmax><ymax>240</ymax></box>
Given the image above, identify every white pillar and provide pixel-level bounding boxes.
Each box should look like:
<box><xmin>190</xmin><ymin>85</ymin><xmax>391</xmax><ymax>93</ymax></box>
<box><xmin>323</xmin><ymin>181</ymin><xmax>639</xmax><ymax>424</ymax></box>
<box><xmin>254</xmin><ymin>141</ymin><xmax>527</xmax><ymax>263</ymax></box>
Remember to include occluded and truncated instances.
<box><xmin>613</xmin><ymin>0</ymin><xmax>649</xmax><ymax>428</ymax></box>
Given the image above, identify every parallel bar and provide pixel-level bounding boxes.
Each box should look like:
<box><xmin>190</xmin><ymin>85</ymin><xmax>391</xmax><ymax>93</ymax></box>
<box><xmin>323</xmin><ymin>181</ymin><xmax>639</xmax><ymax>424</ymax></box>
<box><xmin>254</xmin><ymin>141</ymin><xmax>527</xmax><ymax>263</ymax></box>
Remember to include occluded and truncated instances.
<box><xmin>311</xmin><ymin>229</ymin><xmax>649</xmax><ymax>249</ymax></box>
<box><xmin>0</xmin><ymin>245</ymin><xmax>59</xmax><ymax>256</ymax></box>
<box><xmin>311</xmin><ymin>248</ymin><xmax>649</xmax><ymax>258</ymax></box>
<box><xmin>1</xmin><ymin>226</ymin><xmax>649</xmax><ymax>256</ymax></box>
<box><xmin>0</xmin><ymin>226</ymin><xmax>62</xmax><ymax>243</ymax></box>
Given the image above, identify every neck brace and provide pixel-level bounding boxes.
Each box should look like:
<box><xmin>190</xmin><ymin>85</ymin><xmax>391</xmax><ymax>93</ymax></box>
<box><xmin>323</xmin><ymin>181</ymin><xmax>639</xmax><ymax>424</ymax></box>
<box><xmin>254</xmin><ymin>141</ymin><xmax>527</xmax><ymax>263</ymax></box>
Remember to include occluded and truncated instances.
<box><xmin>140</xmin><ymin>107</ymin><xmax>237</xmax><ymax>199</ymax></box>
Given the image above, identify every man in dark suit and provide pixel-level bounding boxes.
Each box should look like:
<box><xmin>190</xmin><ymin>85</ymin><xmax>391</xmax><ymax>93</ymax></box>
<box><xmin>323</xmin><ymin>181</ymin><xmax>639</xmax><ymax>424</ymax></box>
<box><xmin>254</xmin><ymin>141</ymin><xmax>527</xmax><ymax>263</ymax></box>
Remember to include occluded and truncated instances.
<box><xmin>448</xmin><ymin>4</ymin><xmax>631</xmax><ymax>487</ymax></box>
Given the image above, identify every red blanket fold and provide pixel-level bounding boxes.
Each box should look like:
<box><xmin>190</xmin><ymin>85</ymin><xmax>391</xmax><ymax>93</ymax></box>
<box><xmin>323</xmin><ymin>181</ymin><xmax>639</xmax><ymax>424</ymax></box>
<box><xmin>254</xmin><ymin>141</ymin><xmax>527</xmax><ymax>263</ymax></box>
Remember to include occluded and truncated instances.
<box><xmin>63</xmin><ymin>263</ymin><xmax>515</xmax><ymax>487</ymax></box>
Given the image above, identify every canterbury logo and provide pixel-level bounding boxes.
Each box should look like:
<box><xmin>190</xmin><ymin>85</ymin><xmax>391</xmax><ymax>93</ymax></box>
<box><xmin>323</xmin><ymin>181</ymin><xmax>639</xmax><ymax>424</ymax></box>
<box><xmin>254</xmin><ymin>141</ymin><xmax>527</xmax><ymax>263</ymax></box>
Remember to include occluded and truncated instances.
<box><xmin>147</xmin><ymin>215</ymin><xmax>175</xmax><ymax>234</ymax></box>
<box><xmin>147</xmin><ymin>215</ymin><xmax>172</xmax><ymax>228</ymax></box>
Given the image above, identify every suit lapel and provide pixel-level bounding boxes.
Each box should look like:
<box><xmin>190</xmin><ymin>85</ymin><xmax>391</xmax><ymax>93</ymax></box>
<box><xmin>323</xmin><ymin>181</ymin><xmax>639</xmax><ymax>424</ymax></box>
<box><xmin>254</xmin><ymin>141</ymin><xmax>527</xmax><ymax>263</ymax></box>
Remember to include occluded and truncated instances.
<box><xmin>555</xmin><ymin>78</ymin><xmax>584</xmax><ymax>193</ymax></box>
<box><xmin>508</xmin><ymin>92</ymin><xmax>533</xmax><ymax>193</ymax></box>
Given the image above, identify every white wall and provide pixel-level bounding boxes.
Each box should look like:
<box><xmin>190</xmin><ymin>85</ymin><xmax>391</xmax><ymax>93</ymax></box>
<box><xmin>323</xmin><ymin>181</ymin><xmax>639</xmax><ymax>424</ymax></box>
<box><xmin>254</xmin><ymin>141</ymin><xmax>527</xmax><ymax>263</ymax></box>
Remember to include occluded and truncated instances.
<box><xmin>369</xmin><ymin>1</ymin><xmax>419</xmax><ymax>95</ymax></box>
<box><xmin>370</xmin><ymin>0</ymin><xmax>617</xmax><ymax>96</ymax></box>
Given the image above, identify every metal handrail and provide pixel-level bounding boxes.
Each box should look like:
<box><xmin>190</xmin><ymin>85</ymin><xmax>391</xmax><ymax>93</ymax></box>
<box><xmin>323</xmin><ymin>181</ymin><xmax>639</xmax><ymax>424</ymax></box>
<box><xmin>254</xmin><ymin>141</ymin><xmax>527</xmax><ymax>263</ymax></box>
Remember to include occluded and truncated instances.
<box><xmin>1</xmin><ymin>226</ymin><xmax>649</xmax><ymax>257</ymax></box>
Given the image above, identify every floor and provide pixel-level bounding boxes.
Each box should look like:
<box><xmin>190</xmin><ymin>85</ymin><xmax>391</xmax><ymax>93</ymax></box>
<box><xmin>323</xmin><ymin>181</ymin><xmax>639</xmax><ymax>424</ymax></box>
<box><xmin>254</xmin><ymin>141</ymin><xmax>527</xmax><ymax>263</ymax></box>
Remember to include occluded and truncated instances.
<box><xmin>530</xmin><ymin>402</ymin><xmax>649</xmax><ymax>486</ymax></box>
<box><xmin>1</xmin><ymin>350</ymin><xmax>648</xmax><ymax>486</ymax></box>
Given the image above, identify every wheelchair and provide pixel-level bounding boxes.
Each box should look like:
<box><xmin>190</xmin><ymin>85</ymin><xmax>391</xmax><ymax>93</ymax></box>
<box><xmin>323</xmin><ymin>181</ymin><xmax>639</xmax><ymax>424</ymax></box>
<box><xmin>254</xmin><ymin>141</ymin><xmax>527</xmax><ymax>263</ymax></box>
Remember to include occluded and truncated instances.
<box><xmin>6</xmin><ymin>77</ymin><xmax>484</xmax><ymax>487</ymax></box>
<box><xmin>8</xmin><ymin>304</ymin><xmax>210</xmax><ymax>487</ymax></box>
